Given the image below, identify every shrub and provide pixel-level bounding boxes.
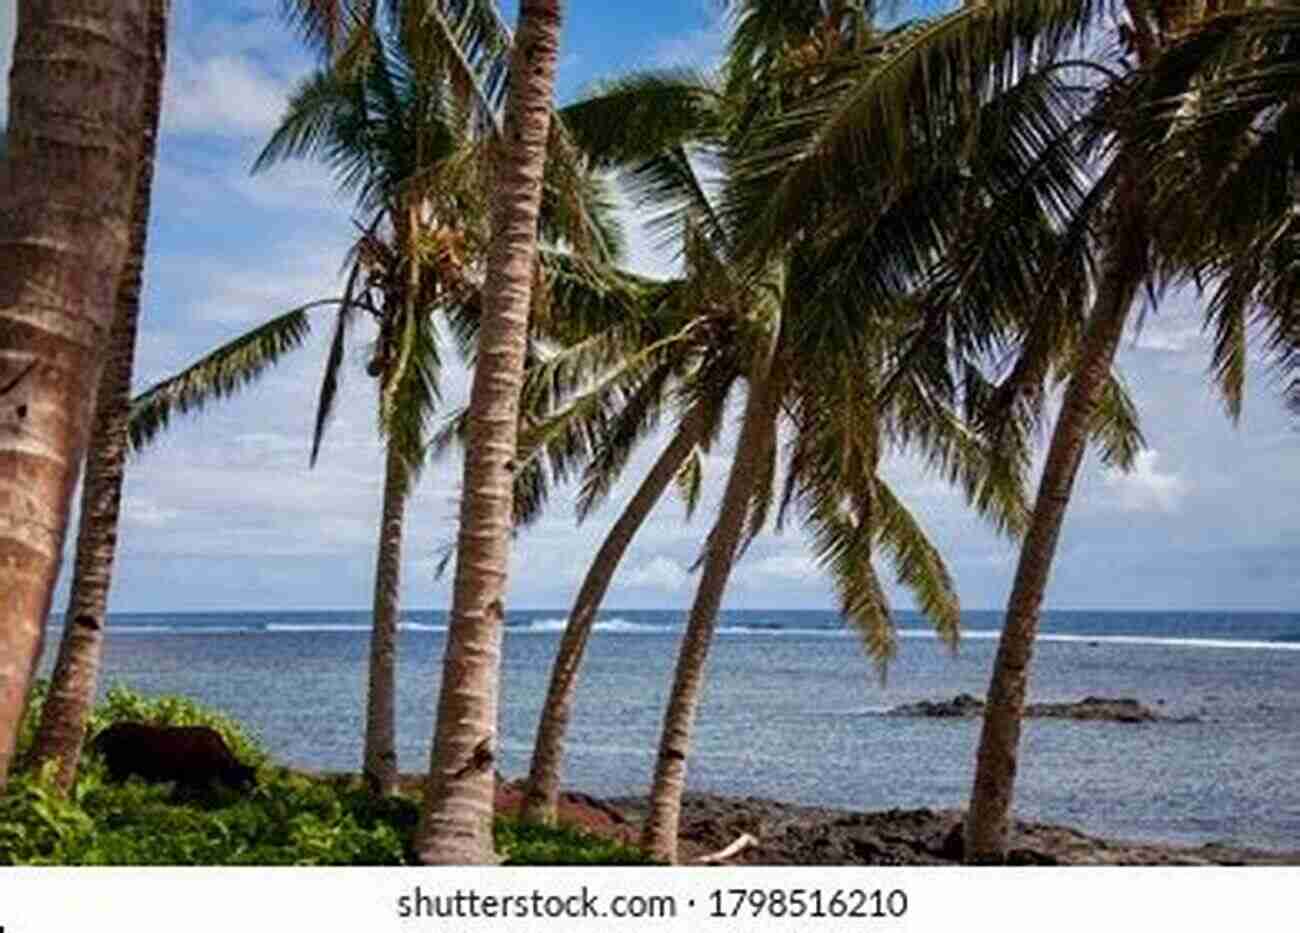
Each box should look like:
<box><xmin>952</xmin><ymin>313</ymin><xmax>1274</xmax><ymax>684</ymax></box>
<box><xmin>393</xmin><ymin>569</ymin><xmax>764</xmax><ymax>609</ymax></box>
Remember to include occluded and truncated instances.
<box><xmin>1</xmin><ymin>685</ymin><xmax>651</xmax><ymax>866</ymax></box>
<box><xmin>16</xmin><ymin>679</ymin><xmax>268</xmax><ymax>770</ymax></box>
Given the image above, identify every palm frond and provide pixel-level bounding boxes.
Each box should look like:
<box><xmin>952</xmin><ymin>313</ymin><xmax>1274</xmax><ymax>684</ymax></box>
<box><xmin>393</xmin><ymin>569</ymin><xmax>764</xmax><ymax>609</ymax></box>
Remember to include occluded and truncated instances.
<box><xmin>674</xmin><ymin>448</ymin><xmax>705</xmax><ymax>519</ymax></box>
<box><xmin>732</xmin><ymin>0</ymin><xmax>1114</xmax><ymax>260</ymax></box>
<box><xmin>129</xmin><ymin>302</ymin><xmax>323</xmax><ymax>451</ymax></box>
<box><xmin>1089</xmin><ymin>369</ymin><xmax>1145</xmax><ymax>469</ymax></box>
<box><xmin>560</xmin><ymin>69</ymin><xmax>725</xmax><ymax>168</ymax></box>
<box><xmin>805</xmin><ymin>496</ymin><xmax>896</xmax><ymax>681</ymax></box>
<box><xmin>872</xmin><ymin>480</ymin><xmax>961</xmax><ymax>651</ymax></box>
<box><xmin>310</xmin><ymin>288</ymin><xmax>364</xmax><ymax>466</ymax></box>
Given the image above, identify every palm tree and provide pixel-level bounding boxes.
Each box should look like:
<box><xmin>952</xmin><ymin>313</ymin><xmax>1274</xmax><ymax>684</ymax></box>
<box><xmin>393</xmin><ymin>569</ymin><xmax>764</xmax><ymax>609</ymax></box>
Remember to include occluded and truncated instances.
<box><xmin>633</xmin><ymin>0</ymin><xmax>1156</xmax><ymax>862</ymax></box>
<box><xmin>130</xmin><ymin>19</ymin><xmax>494</xmax><ymax>797</ymax></box>
<box><xmin>259</xmin><ymin>28</ymin><xmax>491</xmax><ymax>797</ymax></box>
<box><xmin>510</xmin><ymin>1</ymin><xmax>1128</xmax><ymax>859</ymax></box>
<box><xmin>1122</xmin><ymin>1</ymin><xmax>1300</xmax><ymax>420</ymax></box>
<box><xmin>516</xmin><ymin>257</ymin><xmax>745</xmax><ymax>826</ymax></box>
<box><xmin>963</xmin><ymin>0</ymin><xmax>1241</xmax><ymax>863</ymax></box>
<box><xmin>710</xmin><ymin>0</ymin><xmax>1186</xmax><ymax>864</ymax></box>
<box><xmin>131</xmin><ymin>2</ymin><xmax>622</xmax><ymax>806</ymax></box>
<box><xmin>412</xmin><ymin>0</ymin><xmax>566</xmax><ymax>866</ymax></box>
<box><xmin>0</xmin><ymin>0</ymin><xmax>156</xmax><ymax>790</ymax></box>
<box><xmin>25</xmin><ymin>0</ymin><xmax>171</xmax><ymax>793</ymax></box>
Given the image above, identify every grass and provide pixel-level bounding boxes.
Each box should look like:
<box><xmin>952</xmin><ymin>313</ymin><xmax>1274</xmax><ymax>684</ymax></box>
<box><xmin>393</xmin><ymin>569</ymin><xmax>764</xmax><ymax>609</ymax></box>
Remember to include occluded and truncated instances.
<box><xmin>2</xmin><ymin>682</ymin><xmax>654</xmax><ymax>866</ymax></box>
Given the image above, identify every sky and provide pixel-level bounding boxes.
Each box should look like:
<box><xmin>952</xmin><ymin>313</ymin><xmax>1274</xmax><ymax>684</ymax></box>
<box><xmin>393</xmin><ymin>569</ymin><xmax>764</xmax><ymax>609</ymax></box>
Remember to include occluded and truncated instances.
<box><xmin>2</xmin><ymin>1</ymin><xmax>1297</xmax><ymax>614</ymax></box>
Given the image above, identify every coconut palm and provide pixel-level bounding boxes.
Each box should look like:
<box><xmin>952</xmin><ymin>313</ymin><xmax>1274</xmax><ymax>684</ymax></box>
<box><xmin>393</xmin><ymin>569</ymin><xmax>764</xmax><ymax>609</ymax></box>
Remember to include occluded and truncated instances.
<box><xmin>131</xmin><ymin>19</ymin><xmax>491</xmax><ymax>798</ymax></box>
<box><xmin>735</xmin><ymin>0</ymin><xmax>1267</xmax><ymax>862</ymax></box>
<box><xmin>284</xmin><ymin>0</ymin><xmax>610</xmax><ymax>860</ymax></box>
<box><xmin>411</xmin><ymin>0</ymin><xmax>567</xmax><ymax>866</ymax></box>
<box><xmin>962</xmin><ymin>0</ymin><xmax>1248</xmax><ymax>863</ymax></box>
<box><xmin>508</xmin><ymin>1</ymin><xmax>1137</xmax><ymax>859</ymax></box>
<box><xmin>515</xmin><ymin>251</ymin><xmax>746</xmax><ymax>826</ymax></box>
<box><xmin>0</xmin><ymin>0</ymin><xmax>157</xmax><ymax>790</ymax></box>
<box><xmin>628</xmin><ymin>0</ymin><xmax>1158</xmax><ymax>862</ymax></box>
<box><xmin>1121</xmin><ymin>0</ymin><xmax>1300</xmax><ymax>419</ymax></box>
<box><xmin>259</xmin><ymin>28</ymin><xmax>494</xmax><ymax>798</ymax></box>
<box><xmin>25</xmin><ymin>0</ymin><xmax>172</xmax><ymax>793</ymax></box>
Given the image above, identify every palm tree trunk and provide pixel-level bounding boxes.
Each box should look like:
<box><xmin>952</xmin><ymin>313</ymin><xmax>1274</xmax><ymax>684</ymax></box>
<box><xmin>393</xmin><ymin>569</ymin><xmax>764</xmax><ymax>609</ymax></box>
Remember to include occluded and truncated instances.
<box><xmin>413</xmin><ymin>0</ymin><xmax>563</xmax><ymax>865</ymax></box>
<box><xmin>641</xmin><ymin>323</ymin><xmax>783</xmax><ymax>864</ymax></box>
<box><xmin>363</xmin><ymin>443</ymin><xmax>407</xmax><ymax>796</ymax></box>
<box><xmin>25</xmin><ymin>0</ymin><xmax>169</xmax><ymax>794</ymax></box>
<box><xmin>521</xmin><ymin>412</ymin><xmax>704</xmax><ymax>825</ymax></box>
<box><xmin>964</xmin><ymin>224</ymin><xmax>1144</xmax><ymax>864</ymax></box>
<box><xmin>0</xmin><ymin>0</ymin><xmax>151</xmax><ymax>789</ymax></box>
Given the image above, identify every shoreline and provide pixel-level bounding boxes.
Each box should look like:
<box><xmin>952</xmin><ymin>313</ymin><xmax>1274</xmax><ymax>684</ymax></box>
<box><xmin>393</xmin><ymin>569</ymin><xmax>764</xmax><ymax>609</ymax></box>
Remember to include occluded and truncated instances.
<box><xmin>376</xmin><ymin>774</ymin><xmax>1300</xmax><ymax>866</ymax></box>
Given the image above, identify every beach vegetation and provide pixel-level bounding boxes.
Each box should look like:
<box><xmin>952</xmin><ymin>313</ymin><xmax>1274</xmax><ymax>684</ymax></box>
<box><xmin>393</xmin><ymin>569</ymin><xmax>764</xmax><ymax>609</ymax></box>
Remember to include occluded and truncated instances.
<box><xmin>3</xmin><ymin>683</ymin><xmax>648</xmax><ymax>866</ymax></box>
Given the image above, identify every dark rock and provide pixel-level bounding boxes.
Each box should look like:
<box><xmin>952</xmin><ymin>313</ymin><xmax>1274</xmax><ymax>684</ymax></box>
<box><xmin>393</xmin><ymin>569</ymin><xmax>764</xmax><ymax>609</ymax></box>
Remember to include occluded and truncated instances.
<box><xmin>936</xmin><ymin>821</ymin><xmax>966</xmax><ymax>861</ymax></box>
<box><xmin>886</xmin><ymin>694</ymin><xmax>1195</xmax><ymax>723</ymax></box>
<box><xmin>93</xmin><ymin>722</ymin><xmax>256</xmax><ymax>791</ymax></box>
<box><xmin>1007</xmin><ymin>847</ymin><xmax>1060</xmax><ymax>866</ymax></box>
<box><xmin>1031</xmin><ymin>696</ymin><xmax>1157</xmax><ymax>722</ymax></box>
<box><xmin>886</xmin><ymin>693</ymin><xmax>984</xmax><ymax>718</ymax></box>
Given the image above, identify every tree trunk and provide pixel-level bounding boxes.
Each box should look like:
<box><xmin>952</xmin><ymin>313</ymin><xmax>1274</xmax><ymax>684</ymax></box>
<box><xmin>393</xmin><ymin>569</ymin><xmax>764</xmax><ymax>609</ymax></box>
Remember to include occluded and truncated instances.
<box><xmin>0</xmin><ymin>0</ymin><xmax>151</xmax><ymax>789</ymax></box>
<box><xmin>413</xmin><ymin>0</ymin><xmax>562</xmax><ymax>865</ymax></box>
<box><xmin>363</xmin><ymin>442</ymin><xmax>407</xmax><ymax>796</ymax></box>
<box><xmin>25</xmin><ymin>0</ymin><xmax>169</xmax><ymax>794</ymax></box>
<box><xmin>963</xmin><ymin>225</ymin><xmax>1144</xmax><ymax>864</ymax></box>
<box><xmin>521</xmin><ymin>413</ymin><xmax>704</xmax><ymax>824</ymax></box>
<box><xmin>641</xmin><ymin>323</ymin><xmax>783</xmax><ymax>864</ymax></box>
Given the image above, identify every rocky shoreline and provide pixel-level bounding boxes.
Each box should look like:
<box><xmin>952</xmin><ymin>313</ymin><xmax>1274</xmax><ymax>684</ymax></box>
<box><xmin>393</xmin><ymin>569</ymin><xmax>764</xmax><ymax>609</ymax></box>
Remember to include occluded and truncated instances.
<box><xmin>600</xmin><ymin>793</ymin><xmax>1300</xmax><ymax>866</ymax></box>
<box><xmin>487</xmin><ymin>780</ymin><xmax>1299</xmax><ymax>866</ymax></box>
<box><xmin>377</xmin><ymin>774</ymin><xmax>1298</xmax><ymax>865</ymax></box>
<box><xmin>885</xmin><ymin>694</ymin><xmax>1198</xmax><ymax>723</ymax></box>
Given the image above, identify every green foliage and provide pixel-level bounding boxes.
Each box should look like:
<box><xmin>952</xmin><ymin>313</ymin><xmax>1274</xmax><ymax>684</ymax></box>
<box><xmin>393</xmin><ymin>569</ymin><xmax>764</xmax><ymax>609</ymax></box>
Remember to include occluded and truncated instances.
<box><xmin>2</xmin><ymin>684</ymin><xmax>648</xmax><ymax>866</ymax></box>
<box><xmin>17</xmin><ymin>679</ymin><xmax>268</xmax><ymax>769</ymax></box>
<box><xmin>495</xmin><ymin>819</ymin><xmax>657</xmax><ymax>866</ymax></box>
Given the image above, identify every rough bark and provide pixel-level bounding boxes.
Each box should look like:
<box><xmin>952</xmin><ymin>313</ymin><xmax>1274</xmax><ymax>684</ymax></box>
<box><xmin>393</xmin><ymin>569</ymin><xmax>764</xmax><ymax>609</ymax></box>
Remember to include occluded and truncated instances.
<box><xmin>363</xmin><ymin>443</ymin><xmax>407</xmax><ymax>797</ymax></box>
<box><xmin>521</xmin><ymin>413</ymin><xmax>704</xmax><ymax>825</ymax></box>
<box><xmin>413</xmin><ymin>0</ymin><xmax>562</xmax><ymax>865</ymax></box>
<box><xmin>25</xmin><ymin>0</ymin><xmax>169</xmax><ymax>794</ymax></box>
<box><xmin>964</xmin><ymin>224</ymin><xmax>1144</xmax><ymax>864</ymax></box>
<box><xmin>0</xmin><ymin>0</ymin><xmax>151</xmax><ymax>789</ymax></box>
<box><xmin>641</xmin><ymin>324</ymin><xmax>783</xmax><ymax>864</ymax></box>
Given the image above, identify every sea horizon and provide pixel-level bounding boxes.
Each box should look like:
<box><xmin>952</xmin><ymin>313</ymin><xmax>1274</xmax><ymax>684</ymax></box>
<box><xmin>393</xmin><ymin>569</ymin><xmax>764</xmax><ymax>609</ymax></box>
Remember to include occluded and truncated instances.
<box><xmin>49</xmin><ymin>605</ymin><xmax>1300</xmax><ymax>616</ymax></box>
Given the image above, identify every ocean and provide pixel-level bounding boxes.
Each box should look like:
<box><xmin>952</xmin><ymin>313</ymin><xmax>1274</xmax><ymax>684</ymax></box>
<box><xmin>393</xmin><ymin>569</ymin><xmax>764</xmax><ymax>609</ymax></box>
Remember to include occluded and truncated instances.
<box><xmin>34</xmin><ymin>609</ymin><xmax>1300</xmax><ymax>851</ymax></box>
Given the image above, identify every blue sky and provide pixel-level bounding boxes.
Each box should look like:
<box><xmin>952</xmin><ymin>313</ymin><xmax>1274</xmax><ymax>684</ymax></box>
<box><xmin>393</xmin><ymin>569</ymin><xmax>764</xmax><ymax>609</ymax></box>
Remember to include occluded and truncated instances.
<box><xmin>2</xmin><ymin>1</ymin><xmax>1297</xmax><ymax>613</ymax></box>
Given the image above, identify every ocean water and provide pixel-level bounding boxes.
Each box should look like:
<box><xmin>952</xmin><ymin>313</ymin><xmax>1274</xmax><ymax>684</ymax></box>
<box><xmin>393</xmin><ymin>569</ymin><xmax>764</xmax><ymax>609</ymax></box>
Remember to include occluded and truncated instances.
<box><xmin>34</xmin><ymin>609</ymin><xmax>1300</xmax><ymax>851</ymax></box>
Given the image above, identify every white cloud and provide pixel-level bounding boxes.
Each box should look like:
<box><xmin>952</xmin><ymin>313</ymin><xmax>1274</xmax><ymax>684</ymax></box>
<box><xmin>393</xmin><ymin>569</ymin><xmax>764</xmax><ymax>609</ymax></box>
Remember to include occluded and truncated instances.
<box><xmin>233</xmin><ymin>159</ymin><xmax>347</xmax><ymax>212</ymax></box>
<box><xmin>1131</xmin><ymin>316</ymin><xmax>1205</xmax><ymax>354</ymax></box>
<box><xmin>121</xmin><ymin>498</ymin><xmax>181</xmax><ymax>530</ymax></box>
<box><xmin>172</xmin><ymin>237</ymin><xmax>351</xmax><ymax>326</ymax></box>
<box><xmin>1102</xmin><ymin>449</ymin><xmax>1191</xmax><ymax>513</ymax></box>
<box><xmin>625</xmin><ymin>556</ymin><xmax>689</xmax><ymax>592</ymax></box>
<box><xmin>749</xmin><ymin>551</ymin><xmax>818</xmax><ymax>583</ymax></box>
<box><xmin>163</xmin><ymin>53</ymin><xmax>292</xmax><ymax>138</ymax></box>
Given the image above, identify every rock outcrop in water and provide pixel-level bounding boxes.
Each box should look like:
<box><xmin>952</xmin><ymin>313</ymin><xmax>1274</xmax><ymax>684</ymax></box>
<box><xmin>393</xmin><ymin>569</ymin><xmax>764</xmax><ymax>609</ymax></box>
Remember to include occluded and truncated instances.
<box><xmin>886</xmin><ymin>694</ymin><xmax>1196</xmax><ymax>723</ymax></box>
